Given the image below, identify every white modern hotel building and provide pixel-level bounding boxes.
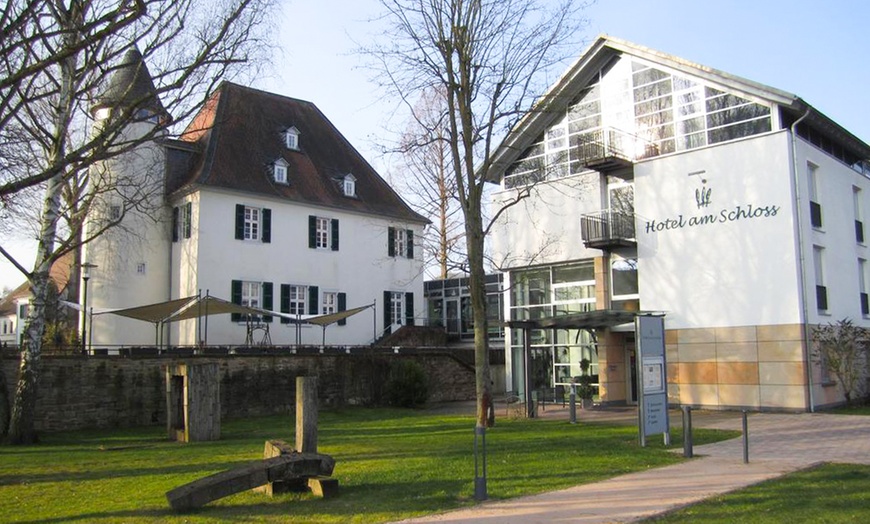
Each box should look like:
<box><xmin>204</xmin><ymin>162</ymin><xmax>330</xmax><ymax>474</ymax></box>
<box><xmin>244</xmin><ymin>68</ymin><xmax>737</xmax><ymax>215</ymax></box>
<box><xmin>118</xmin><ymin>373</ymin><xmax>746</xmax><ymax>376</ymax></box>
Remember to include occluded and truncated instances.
<box><xmin>488</xmin><ymin>36</ymin><xmax>870</xmax><ymax>411</ymax></box>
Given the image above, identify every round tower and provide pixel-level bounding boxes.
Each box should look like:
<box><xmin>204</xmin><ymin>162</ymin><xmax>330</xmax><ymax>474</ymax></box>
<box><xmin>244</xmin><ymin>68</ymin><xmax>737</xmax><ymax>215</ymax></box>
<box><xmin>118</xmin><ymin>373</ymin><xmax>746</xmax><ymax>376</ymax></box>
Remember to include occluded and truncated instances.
<box><xmin>81</xmin><ymin>47</ymin><xmax>173</xmax><ymax>349</ymax></box>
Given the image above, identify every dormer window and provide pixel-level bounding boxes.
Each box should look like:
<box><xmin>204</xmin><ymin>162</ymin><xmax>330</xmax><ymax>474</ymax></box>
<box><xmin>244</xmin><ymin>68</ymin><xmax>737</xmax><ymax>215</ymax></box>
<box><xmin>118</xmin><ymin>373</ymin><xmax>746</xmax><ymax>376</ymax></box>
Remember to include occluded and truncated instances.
<box><xmin>273</xmin><ymin>158</ymin><xmax>289</xmax><ymax>184</ymax></box>
<box><xmin>342</xmin><ymin>174</ymin><xmax>356</xmax><ymax>197</ymax></box>
<box><xmin>284</xmin><ymin>127</ymin><xmax>300</xmax><ymax>150</ymax></box>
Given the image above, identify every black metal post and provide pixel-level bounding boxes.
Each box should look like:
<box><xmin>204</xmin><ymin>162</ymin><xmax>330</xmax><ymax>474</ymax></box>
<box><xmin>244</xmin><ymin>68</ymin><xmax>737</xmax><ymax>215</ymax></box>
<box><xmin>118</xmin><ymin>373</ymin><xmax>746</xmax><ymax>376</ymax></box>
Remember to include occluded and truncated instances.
<box><xmin>569</xmin><ymin>381</ymin><xmax>577</xmax><ymax>424</ymax></box>
<box><xmin>81</xmin><ymin>274</ymin><xmax>89</xmax><ymax>354</ymax></box>
<box><xmin>682</xmin><ymin>405</ymin><xmax>693</xmax><ymax>458</ymax></box>
<box><xmin>742</xmin><ymin>410</ymin><xmax>749</xmax><ymax>463</ymax></box>
<box><xmin>473</xmin><ymin>426</ymin><xmax>488</xmax><ymax>501</ymax></box>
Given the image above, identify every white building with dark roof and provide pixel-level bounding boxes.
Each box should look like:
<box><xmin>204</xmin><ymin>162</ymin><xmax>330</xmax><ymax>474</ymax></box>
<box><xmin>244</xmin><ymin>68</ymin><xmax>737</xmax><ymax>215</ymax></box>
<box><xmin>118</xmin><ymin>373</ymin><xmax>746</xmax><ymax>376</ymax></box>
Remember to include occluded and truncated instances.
<box><xmin>488</xmin><ymin>36</ymin><xmax>870</xmax><ymax>411</ymax></box>
<box><xmin>82</xmin><ymin>51</ymin><xmax>427</xmax><ymax>348</ymax></box>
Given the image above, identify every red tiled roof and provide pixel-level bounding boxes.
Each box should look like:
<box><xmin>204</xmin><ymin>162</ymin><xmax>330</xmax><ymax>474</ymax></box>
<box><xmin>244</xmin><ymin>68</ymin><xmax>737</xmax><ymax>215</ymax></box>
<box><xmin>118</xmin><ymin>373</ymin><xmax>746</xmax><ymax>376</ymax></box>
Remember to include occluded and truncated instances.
<box><xmin>170</xmin><ymin>83</ymin><xmax>427</xmax><ymax>224</ymax></box>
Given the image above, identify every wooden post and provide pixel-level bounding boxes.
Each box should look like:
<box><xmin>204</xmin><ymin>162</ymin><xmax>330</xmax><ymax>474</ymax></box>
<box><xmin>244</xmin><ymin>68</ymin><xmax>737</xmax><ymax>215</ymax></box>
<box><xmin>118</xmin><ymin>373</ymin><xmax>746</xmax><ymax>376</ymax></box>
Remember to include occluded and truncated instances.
<box><xmin>296</xmin><ymin>376</ymin><xmax>318</xmax><ymax>453</ymax></box>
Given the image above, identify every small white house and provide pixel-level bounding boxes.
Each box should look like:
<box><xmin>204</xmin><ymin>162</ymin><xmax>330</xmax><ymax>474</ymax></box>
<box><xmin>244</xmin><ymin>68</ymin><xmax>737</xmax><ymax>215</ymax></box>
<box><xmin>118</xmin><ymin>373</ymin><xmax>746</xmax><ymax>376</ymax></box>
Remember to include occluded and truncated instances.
<box><xmin>82</xmin><ymin>50</ymin><xmax>427</xmax><ymax>348</ymax></box>
<box><xmin>487</xmin><ymin>36</ymin><xmax>870</xmax><ymax>411</ymax></box>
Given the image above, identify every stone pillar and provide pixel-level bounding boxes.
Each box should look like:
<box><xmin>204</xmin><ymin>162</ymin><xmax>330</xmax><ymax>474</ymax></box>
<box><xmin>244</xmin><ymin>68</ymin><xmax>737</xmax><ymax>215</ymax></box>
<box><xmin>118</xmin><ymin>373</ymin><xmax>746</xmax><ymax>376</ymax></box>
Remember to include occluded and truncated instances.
<box><xmin>296</xmin><ymin>376</ymin><xmax>318</xmax><ymax>453</ymax></box>
<box><xmin>165</xmin><ymin>363</ymin><xmax>220</xmax><ymax>442</ymax></box>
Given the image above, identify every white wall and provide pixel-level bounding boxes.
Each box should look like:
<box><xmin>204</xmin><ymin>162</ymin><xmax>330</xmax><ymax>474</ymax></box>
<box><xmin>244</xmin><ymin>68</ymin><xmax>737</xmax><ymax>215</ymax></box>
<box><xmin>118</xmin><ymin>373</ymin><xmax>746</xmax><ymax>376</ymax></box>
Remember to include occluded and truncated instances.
<box><xmin>84</xmin><ymin>121</ymin><xmax>172</xmax><ymax>347</ymax></box>
<box><xmin>635</xmin><ymin>132</ymin><xmax>801</xmax><ymax>329</ymax></box>
<box><xmin>490</xmin><ymin>171</ymin><xmax>602</xmax><ymax>269</ymax></box>
<box><xmin>795</xmin><ymin>137</ymin><xmax>870</xmax><ymax>327</ymax></box>
<box><xmin>171</xmin><ymin>187</ymin><xmax>425</xmax><ymax>346</ymax></box>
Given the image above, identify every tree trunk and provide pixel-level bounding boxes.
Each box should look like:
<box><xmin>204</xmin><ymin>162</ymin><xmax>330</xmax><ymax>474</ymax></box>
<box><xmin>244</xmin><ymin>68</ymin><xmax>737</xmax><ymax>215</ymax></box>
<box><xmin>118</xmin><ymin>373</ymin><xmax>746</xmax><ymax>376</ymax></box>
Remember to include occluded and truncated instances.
<box><xmin>465</xmin><ymin>208</ymin><xmax>493</xmax><ymax>428</ymax></box>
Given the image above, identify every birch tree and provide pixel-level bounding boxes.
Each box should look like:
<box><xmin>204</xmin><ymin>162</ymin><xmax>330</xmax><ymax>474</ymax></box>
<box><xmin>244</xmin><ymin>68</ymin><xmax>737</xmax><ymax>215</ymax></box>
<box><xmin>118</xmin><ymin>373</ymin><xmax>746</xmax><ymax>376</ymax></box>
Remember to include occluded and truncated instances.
<box><xmin>366</xmin><ymin>0</ymin><xmax>587</xmax><ymax>429</ymax></box>
<box><xmin>0</xmin><ymin>0</ymin><xmax>273</xmax><ymax>444</ymax></box>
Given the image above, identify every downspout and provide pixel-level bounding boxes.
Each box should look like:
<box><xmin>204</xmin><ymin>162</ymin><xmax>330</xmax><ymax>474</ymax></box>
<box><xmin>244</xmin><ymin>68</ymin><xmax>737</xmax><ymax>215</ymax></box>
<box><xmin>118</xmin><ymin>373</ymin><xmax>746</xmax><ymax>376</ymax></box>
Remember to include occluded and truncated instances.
<box><xmin>790</xmin><ymin>108</ymin><xmax>814</xmax><ymax>412</ymax></box>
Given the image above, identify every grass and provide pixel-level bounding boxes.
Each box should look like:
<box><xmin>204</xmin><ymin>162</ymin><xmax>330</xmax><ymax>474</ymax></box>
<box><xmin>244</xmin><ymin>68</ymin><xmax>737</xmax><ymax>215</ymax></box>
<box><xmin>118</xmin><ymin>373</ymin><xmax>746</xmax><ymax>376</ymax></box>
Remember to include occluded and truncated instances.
<box><xmin>829</xmin><ymin>404</ymin><xmax>870</xmax><ymax>416</ymax></box>
<box><xmin>0</xmin><ymin>407</ymin><xmax>735</xmax><ymax>523</ymax></box>
<box><xmin>644</xmin><ymin>463</ymin><xmax>870</xmax><ymax>523</ymax></box>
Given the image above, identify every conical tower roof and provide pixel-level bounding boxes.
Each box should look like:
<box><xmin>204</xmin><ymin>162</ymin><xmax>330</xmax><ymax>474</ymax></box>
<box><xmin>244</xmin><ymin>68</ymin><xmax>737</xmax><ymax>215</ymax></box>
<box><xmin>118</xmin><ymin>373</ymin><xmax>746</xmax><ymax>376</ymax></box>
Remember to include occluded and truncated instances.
<box><xmin>91</xmin><ymin>47</ymin><xmax>169</xmax><ymax>120</ymax></box>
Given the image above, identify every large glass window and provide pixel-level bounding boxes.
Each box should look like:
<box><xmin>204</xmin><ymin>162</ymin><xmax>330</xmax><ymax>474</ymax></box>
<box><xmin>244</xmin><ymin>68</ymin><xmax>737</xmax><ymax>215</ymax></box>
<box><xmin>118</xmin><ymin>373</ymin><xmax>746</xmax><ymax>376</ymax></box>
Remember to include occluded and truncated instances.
<box><xmin>509</xmin><ymin>262</ymin><xmax>599</xmax><ymax>391</ymax></box>
<box><xmin>504</xmin><ymin>56</ymin><xmax>774</xmax><ymax>188</ymax></box>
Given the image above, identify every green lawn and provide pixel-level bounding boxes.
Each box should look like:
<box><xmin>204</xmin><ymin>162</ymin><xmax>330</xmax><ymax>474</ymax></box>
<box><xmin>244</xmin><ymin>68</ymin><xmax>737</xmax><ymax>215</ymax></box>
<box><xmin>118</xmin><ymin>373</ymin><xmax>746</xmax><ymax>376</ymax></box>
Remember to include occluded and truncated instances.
<box><xmin>644</xmin><ymin>463</ymin><xmax>870</xmax><ymax>523</ymax></box>
<box><xmin>830</xmin><ymin>404</ymin><xmax>870</xmax><ymax>416</ymax></box>
<box><xmin>0</xmin><ymin>407</ymin><xmax>734</xmax><ymax>523</ymax></box>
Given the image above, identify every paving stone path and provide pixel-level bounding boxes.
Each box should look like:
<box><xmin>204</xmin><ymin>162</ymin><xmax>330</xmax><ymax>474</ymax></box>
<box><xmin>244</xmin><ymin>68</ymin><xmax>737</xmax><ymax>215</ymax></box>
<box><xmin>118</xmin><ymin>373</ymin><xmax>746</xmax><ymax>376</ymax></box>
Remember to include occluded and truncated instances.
<box><xmin>393</xmin><ymin>409</ymin><xmax>870</xmax><ymax>523</ymax></box>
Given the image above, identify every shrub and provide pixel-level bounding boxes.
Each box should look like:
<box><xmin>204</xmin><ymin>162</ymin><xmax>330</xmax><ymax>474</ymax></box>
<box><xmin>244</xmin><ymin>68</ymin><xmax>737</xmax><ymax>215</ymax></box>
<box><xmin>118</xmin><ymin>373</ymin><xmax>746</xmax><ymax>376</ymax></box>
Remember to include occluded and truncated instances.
<box><xmin>385</xmin><ymin>360</ymin><xmax>429</xmax><ymax>408</ymax></box>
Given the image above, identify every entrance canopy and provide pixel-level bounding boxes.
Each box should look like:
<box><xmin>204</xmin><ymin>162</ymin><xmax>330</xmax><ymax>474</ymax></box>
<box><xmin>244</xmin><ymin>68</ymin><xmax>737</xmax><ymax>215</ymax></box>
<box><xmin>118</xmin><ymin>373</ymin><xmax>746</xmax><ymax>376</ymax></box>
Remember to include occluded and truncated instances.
<box><xmin>505</xmin><ymin>309</ymin><xmax>664</xmax><ymax>419</ymax></box>
<box><xmin>505</xmin><ymin>309</ymin><xmax>659</xmax><ymax>331</ymax></box>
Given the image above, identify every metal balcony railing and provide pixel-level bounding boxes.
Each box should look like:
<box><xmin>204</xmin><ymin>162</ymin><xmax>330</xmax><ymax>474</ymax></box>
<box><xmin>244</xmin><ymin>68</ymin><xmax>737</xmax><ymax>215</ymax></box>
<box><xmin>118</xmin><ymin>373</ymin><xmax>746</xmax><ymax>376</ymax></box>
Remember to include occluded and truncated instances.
<box><xmin>574</xmin><ymin>128</ymin><xmax>658</xmax><ymax>171</ymax></box>
<box><xmin>580</xmin><ymin>210</ymin><xmax>636</xmax><ymax>250</ymax></box>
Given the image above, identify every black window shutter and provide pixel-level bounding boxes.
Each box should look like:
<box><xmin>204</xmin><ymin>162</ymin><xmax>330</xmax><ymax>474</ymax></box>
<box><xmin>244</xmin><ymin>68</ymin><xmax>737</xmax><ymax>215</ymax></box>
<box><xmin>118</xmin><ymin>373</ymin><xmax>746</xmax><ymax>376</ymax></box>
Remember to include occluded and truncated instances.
<box><xmin>405</xmin><ymin>292</ymin><xmax>414</xmax><ymax>326</ymax></box>
<box><xmin>172</xmin><ymin>207</ymin><xmax>179</xmax><ymax>242</ymax></box>
<box><xmin>262</xmin><ymin>208</ymin><xmax>271</xmax><ymax>243</ymax></box>
<box><xmin>308</xmin><ymin>286</ymin><xmax>319</xmax><ymax>315</ymax></box>
<box><xmin>383</xmin><ymin>290</ymin><xmax>391</xmax><ymax>334</ymax></box>
<box><xmin>184</xmin><ymin>202</ymin><xmax>192</xmax><ymax>239</ymax></box>
<box><xmin>262</xmin><ymin>282</ymin><xmax>273</xmax><ymax>323</ymax></box>
<box><xmin>309</xmin><ymin>215</ymin><xmax>317</xmax><ymax>248</ymax></box>
<box><xmin>337</xmin><ymin>292</ymin><xmax>347</xmax><ymax>326</ymax></box>
<box><xmin>406</xmin><ymin>229</ymin><xmax>414</xmax><ymax>259</ymax></box>
<box><xmin>331</xmin><ymin>219</ymin><xmax>339</xmax><ymax>251</ymax></box>
<box><xmin>387</xmin><ymin>227</ymin><xmax>395</xmax><ymax>257</ymax></box>
<box><xmin>231</xmin><ymin>280</ymin><xmax>242</xmax><ymax>322</ymax></box>
<box><xmin>280</xmin><ymin>284</ymin><xmax>290</xmax><ymax>324</ymax></box>
<box><xmin>235</xmin><ymin>204</ymin><xmax>245</xmax><ymax>239</ymax></box>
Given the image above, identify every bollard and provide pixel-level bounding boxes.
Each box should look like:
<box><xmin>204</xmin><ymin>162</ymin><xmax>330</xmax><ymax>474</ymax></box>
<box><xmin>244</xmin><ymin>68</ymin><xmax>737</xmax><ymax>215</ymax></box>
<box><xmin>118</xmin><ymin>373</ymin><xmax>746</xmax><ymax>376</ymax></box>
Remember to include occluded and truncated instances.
<box><xmin>569</xmin><ymin>382</ymin><xmax>577</xmax><ymax>424</ymax></box>
<box><xmin>473</xmin><ymin>426</ymin><xmax>488</xmax><ymax>501</ymax></box>
<box><xmin>742</xmin><ymin>410</ymin><xmax>749</xmax><ymax>464</ymax></box>
<box><xmin>681</xmin><ymin>405</ymin><xmax>693</xmax><ymax>458</ymax></box>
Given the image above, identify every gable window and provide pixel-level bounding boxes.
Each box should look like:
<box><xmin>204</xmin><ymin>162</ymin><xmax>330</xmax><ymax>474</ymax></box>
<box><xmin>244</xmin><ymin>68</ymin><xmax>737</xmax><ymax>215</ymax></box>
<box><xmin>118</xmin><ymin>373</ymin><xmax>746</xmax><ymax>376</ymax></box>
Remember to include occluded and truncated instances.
<box><xmin>173</xmin><ymin>202</ymin><xmax>193</xmax><ymax>242</ymax></box>
<box><xmin>285</xmin><ymin>127</ymin><xmax>300</xmax><ymax>150</ymax></box>
<box><xmin>342</xmin><ymin>174</ymin><xmax>356</xmax><ymax>197</ymax></box>
<box><xmin>235</xmin><ymin>204</ymin><xmax>271</xmax><ymax>243</ymax></box>
<box><xmin>388</xmin><ymin>226</ymin><xmax>414</xmax><ymax>259</ymax></box>
<box><xmin>308</xmin><ymin>215</ymin><xmax>339</xmax><ymax>250</ymax></box>
<box><xmin>273</xmin><ymin>160</ymin><xmax>289</xmax><ymax>184</ymax></box>
<box><xmin>231</xmin><ymin>280</ymin><xmax>273</xmax><ymax>323</ymax></box>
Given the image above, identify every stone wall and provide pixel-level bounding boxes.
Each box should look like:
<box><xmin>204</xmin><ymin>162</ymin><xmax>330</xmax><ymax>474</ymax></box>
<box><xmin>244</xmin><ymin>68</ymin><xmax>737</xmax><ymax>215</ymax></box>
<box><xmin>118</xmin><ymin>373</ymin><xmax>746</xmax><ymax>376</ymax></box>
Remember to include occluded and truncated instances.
<box><xmin>0</xmin><ymin>348</ymin><xmax>476</xmax><ymax>433</ymax></box>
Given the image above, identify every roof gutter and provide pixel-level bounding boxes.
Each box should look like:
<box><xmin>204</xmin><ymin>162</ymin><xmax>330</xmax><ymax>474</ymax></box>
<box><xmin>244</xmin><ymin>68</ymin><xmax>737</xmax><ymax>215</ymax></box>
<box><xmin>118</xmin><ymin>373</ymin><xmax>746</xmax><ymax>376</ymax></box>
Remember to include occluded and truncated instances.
<box><xmin>789</xmin><ymin>107</ymin><xmax>814</xmax><ymax>412</ymax></box>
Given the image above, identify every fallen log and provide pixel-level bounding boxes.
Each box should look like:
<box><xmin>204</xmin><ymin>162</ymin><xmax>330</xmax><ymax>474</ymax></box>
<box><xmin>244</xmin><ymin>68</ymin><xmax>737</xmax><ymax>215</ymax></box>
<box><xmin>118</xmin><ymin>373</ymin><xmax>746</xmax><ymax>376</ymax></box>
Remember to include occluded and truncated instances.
<box><xmin>166</xmin><ymin>452</ymin><xmax>335</xmax><ymax>511</ymax></box>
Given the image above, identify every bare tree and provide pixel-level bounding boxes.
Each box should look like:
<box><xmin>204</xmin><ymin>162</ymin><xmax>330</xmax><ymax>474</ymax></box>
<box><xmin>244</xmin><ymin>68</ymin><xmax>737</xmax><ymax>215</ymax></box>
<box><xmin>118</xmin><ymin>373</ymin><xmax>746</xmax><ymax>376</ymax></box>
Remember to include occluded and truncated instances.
<box><xmin>395</xmin><ymin>88</ymin><xmax>466</xmax><ymax>279</ymax></box>
<box><xmin>0</xmin><ymin>0</ymin><xmax>274</xmax><ymax>444</ymax></box>
<box><xmin>812</xmin><ymin>319</ymin><xmax>869</xmax><ymax>405</ymax></box>
<box><xmin>366</xmin><ymin>0</ymin><xmax>588</xmax><ymax>430</ymax></box>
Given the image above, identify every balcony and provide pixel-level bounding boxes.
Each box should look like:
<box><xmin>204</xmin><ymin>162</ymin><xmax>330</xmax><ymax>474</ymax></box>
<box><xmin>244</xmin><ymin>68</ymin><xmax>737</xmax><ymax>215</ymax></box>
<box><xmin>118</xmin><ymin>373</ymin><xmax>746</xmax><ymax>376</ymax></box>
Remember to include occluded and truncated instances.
<box><xmin>573</xmin><ymin>128</ymin><xmax>658</xmax><ymax>173</ymax></box>
<box><xmin>580</xmin><ymin>210</ymin><xmax>636</xmax><ymax>250</ymax></box>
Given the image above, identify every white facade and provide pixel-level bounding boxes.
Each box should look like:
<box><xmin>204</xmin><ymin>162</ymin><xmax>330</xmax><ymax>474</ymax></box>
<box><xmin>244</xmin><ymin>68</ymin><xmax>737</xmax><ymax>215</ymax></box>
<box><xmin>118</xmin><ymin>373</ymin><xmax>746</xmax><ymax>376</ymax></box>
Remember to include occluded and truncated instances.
<box><xmin>78</xmin><ymin>67</ymin><xmax>426</xmax><ymax>348</ymax></box>
<box><xmin>169</xmin><ymin>187</ymin><xmax>424</xmax><ymax>346</ymax></box>
<box><xmin>84</xmin><ymin>119</ymin><xmax>172</xmax><ymax>347</ymax></box>
<box><xmin>488</xmin><ymin>36</ymin><xmax>870</xmax><ymax>411</ymax></box>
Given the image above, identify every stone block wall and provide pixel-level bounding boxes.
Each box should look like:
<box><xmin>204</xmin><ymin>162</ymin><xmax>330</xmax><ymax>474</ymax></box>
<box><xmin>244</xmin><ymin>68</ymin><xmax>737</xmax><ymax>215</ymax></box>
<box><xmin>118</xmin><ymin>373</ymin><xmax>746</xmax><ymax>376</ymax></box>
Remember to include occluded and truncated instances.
<box><xmin>0</xmin><ymin>349</ymin><xmax>476</xmax><ymax>433</ymax></box>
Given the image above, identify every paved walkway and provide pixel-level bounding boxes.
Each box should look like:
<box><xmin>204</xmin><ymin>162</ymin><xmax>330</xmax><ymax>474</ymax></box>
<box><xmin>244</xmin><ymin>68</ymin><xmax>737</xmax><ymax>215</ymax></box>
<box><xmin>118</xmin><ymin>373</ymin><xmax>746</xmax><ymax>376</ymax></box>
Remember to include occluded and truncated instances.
<box><xmin>394</xmin><ymin>405</ymin><xmax>870</xmax><ymax>523</ymax></box>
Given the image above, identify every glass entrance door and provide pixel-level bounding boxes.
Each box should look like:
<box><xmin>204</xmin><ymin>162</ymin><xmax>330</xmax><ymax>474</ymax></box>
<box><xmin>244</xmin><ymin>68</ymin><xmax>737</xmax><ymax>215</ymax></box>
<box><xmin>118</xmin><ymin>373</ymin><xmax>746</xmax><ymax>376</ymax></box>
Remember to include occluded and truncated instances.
<box><xmin>445</xmin><ymin>298</ymin><xmax>460</xmax><ymax>337</ymax></box>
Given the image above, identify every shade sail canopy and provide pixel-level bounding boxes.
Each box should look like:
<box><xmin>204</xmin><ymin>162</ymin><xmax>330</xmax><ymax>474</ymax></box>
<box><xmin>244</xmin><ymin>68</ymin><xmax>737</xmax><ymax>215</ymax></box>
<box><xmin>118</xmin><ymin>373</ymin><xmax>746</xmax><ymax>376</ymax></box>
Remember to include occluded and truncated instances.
<box><xmin>505</xmin><ymin>310</ymin><xmax>662</xmax><ymax>330</ymax></box>
<box><xmin>90</xmin><ymin>296</ymin><xmax>198</xmax><ymax>323</ymax></box>
<box><xmin>305</xmin><ymin>304</ymin><xmax>373</xmax><ymax>326</ymax></box>
<box><xmin>166</xmin><ymin>295</ymin><xmax>271</xmax><ymax>322</ymax></box>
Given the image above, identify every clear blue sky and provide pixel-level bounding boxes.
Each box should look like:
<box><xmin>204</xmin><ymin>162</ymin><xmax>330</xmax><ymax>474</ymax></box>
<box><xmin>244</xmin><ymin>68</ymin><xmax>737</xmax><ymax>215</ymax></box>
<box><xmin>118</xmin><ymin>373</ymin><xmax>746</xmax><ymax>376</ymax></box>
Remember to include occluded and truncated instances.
<box><xmin>2</xmin><ymin>0</ymin><xmax>868</xmax><ymax>291</ymax></box>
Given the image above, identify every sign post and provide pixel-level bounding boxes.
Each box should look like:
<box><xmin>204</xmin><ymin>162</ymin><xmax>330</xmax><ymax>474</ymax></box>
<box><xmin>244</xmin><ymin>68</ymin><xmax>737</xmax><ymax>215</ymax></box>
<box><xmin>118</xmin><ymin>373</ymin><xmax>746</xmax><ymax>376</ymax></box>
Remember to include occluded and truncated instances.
<box><xmin>636</xmin><ymin>315</ymin><xmax>669</xmax><ymax>446</ymax></box>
